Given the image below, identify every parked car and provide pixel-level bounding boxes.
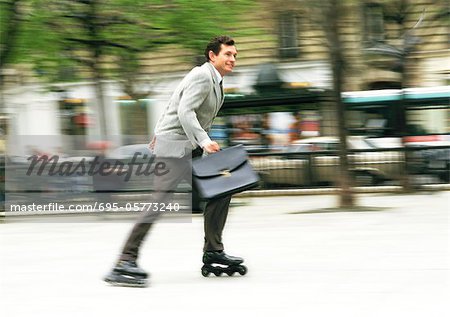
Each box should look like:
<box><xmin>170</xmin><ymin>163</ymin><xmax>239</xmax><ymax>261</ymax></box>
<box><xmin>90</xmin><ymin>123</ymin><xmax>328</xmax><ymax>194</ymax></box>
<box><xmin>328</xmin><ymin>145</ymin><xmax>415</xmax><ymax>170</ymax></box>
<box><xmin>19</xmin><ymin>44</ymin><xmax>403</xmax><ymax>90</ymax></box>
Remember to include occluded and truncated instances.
<box><xmin>250</xmin><ymin>136</ymin><xmax>404</xmax><ymax>187</ymax></box>
<box><xmin>5</xmin><ymin>143</ymin><xmax>207</xmax><ymax>213</ymax></box>
<box><xmin>404</xmin><ymin>140</ymin><xmax>450</xmax><ymax>182</ymax></box>
<box><xmin>5</xmin><ymin>143</ymin><xmax>154</xmax><ymax>191</ymax></box>
<box><xmin>426</xmin><ymin>147</ymin><xmax>450</xmax><ymax>182</ymax></box>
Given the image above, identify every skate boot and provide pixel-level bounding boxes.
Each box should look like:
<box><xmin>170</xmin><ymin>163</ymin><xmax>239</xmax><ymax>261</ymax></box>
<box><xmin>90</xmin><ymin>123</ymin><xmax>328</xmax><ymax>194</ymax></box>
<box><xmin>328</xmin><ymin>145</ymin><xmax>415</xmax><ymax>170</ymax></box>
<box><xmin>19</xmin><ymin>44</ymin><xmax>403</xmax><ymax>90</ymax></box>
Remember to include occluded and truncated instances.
<box><xmin>201</xmin><ymin>251</ymin><xmax>247</xmax><ymax>277</ymax></box>
<box><xmin>104</xmin><ymin>260</ymin><xmax>149</xmax><ymax>287</ymax></box>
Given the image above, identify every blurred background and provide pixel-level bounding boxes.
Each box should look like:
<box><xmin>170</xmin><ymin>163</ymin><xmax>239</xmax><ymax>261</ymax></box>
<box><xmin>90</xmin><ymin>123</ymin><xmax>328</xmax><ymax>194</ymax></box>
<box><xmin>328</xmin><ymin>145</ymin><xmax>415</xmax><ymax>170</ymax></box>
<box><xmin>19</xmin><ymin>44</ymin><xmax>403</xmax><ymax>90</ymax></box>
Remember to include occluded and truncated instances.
<box><xmin>0</xmin><ymin>0</ymin><xmax>449</xmax><ymax>210</ymax></box>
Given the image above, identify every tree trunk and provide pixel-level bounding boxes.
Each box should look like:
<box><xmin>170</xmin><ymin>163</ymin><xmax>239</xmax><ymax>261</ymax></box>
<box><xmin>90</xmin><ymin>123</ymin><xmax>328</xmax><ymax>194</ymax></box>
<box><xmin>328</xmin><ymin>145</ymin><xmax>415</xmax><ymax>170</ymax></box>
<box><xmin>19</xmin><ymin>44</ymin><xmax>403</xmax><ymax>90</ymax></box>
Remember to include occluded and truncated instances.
<box><xmin>397</xmin><ymin>57</ymin><xmax>414</xmax><ymax>192</ymax></box>
<box><xmin>0</xmin><ymin>0</ymin><xmax>22</xmax><ymax>112</ymax></box>
<box><xmin>93</xmin><ymin>69</ymin><xmax>108</xmax><ymax>139</ymax></box>
<box><xmin>399</xmin><ymin>16</ymin><xmax>413</xmax><ymax>192</ymax></box>
<box><xmin>89</xmin><ymin>0</ymin><xmax>107</xmax><ymax>140</ymax></box>
<box><xmin>326</xmin><ymin>0</ymin><xmax>355</xmax><ymax>208</ymax></box>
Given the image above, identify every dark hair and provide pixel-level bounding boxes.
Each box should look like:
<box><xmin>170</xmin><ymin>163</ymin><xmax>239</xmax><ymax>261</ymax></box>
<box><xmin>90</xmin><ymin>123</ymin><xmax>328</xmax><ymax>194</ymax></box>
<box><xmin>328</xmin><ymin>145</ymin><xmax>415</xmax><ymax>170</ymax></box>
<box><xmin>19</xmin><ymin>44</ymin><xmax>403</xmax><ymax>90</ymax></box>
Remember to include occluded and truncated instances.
<box><xmin>204</xmin><ymin>35</ymin><xmax>235</xmax><ymax>61</ymax></box>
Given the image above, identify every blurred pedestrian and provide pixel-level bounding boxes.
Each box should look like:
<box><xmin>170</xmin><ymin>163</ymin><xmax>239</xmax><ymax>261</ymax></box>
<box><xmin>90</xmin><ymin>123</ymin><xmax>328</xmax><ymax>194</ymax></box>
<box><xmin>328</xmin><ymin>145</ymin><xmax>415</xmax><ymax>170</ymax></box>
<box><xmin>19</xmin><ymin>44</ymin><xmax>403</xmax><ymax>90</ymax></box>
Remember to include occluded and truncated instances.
<box><xmin>104</xmin><ymin>35</ymin><xmax>246</xmax><ymax>287</ymax></box>
<box><xmin>288</xmin><ymin>112</ymin><xmax>302</xmax><ymax>143</ymax></box>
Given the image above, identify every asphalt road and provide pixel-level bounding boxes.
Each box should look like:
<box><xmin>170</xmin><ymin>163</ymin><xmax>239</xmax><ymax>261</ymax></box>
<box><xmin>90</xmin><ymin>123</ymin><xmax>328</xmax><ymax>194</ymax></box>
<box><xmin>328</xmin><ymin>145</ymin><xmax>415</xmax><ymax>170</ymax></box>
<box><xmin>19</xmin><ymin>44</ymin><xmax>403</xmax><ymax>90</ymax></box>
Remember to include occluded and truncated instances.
<box><xmin>1</xmin><ymin>191</ymin><xmax>448</xmax><ymax>317</ymax></box>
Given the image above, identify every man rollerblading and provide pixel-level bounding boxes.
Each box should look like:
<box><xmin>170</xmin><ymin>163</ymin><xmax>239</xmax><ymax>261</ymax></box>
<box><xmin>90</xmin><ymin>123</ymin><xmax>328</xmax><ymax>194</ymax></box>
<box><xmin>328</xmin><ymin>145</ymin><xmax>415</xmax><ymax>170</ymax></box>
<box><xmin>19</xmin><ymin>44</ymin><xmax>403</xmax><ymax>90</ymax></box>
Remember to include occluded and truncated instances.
<box><xmin>104</xmin><ymin>36</ymin><xmax>246</xmax><ymax>287</ymax></box>
<box><xmin>201</xmin><ymin>251</ymin><xmax>247</xmax><ymax>277</ymax></box>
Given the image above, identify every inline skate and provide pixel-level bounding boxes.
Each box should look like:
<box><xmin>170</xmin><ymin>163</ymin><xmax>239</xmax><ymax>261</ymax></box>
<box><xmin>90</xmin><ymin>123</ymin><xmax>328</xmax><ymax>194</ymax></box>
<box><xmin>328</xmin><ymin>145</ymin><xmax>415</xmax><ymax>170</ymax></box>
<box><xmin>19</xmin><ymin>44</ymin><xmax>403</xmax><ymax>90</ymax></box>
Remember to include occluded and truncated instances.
<box><xmin>201</xmin><ymin>251</ymin><xmax>247</xmax><ymax>277</ymax></box>
<box><xmin>104</xmin><ymin>260</ymin><xmax>149</xmax><ymax>287</ymax></box>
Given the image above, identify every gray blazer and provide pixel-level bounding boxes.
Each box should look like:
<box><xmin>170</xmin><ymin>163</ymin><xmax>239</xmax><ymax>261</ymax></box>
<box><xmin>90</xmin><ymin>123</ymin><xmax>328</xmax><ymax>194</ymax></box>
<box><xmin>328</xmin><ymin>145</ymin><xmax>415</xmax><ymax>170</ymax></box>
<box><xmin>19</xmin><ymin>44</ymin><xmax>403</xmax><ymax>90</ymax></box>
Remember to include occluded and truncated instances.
<box><xmin>153</xmin><ymin>62</ymin><xmax>224</xmax><ymax>158</ymax></box>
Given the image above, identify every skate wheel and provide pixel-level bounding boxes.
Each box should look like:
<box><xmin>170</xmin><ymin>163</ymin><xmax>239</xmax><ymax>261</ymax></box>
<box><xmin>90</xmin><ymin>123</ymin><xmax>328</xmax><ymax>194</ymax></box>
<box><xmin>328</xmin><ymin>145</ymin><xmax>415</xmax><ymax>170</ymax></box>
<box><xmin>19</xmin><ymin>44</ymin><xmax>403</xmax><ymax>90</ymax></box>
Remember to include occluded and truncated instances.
<box><xmin>201</xmin><ymin>267</ymin><xmax>210</xmax><ymax>277</ymax></box>
<box><xmin>238</xmin><ymin>265</ymin><xmax>247</xmax><ymax>276</ymax></box>
<box><xmin>213</xmin><ymin>271</ymin><xmax>221</xmax><ymax>277</ymax></box>
<box><xmin>226</xmin><ymin>271</ymin><xmax>234</xmax><ymax>276</ymax></box>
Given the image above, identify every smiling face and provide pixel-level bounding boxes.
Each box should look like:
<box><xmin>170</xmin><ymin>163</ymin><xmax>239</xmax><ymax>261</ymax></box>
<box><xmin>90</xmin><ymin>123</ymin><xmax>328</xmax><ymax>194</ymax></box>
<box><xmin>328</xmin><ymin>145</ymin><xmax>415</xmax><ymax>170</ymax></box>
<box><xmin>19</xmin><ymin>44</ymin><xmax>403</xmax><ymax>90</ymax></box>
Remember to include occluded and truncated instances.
<box><xmin>209</xmin><ymin>44</ymin><xmax>237</xmax><ymax>77</ymax></box>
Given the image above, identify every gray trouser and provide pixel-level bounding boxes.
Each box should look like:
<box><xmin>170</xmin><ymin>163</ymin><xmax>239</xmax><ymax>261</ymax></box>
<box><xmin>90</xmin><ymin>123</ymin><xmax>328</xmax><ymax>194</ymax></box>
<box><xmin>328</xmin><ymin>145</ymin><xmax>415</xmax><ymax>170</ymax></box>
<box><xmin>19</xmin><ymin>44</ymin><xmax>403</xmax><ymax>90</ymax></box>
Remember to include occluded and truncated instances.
<box><xmin>120</xmin><ymin>151</ymin><xmax>231</xmax><ymax>261</ymax></box>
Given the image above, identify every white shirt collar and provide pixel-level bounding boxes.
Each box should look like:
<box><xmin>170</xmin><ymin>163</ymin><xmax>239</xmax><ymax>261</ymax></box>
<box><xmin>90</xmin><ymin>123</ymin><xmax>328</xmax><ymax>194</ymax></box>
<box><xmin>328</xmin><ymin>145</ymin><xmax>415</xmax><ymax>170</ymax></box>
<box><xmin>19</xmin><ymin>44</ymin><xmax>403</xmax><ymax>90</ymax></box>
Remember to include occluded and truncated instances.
<box><xmin>210</xmin><ymin>63</ymin><xmax>223</xmax><ymax>84</ymax></box>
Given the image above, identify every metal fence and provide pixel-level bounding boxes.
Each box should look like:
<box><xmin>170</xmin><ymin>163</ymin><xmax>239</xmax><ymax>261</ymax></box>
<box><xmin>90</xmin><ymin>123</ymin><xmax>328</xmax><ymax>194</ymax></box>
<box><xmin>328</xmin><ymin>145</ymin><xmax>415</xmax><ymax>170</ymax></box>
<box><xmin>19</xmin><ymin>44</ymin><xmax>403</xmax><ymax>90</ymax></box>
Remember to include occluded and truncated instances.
<box><xmin>249</xmin><ymin>145</ymin><xmax>449</xmax><ymax>189</ymax></box>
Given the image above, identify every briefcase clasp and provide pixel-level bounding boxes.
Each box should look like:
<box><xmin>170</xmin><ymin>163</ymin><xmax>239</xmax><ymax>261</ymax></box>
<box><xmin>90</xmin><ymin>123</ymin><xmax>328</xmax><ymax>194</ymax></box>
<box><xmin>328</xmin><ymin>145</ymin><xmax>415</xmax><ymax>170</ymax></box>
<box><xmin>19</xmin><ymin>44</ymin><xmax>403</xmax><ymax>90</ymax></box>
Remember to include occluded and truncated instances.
<box><xmin>220</xmin><ymin>169</ymin><xmax>231</xmax><ymax>177</ymax></box>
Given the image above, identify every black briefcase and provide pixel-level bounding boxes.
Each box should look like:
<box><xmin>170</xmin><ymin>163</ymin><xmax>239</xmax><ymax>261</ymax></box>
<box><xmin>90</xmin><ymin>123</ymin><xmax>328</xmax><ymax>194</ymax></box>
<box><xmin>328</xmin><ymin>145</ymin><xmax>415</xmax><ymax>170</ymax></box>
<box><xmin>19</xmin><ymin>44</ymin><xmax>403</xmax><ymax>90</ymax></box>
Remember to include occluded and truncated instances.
<box><xmin>192</xmin><ymin>145</ymin><xmax>259</xmax><ymax>200</ymax></box>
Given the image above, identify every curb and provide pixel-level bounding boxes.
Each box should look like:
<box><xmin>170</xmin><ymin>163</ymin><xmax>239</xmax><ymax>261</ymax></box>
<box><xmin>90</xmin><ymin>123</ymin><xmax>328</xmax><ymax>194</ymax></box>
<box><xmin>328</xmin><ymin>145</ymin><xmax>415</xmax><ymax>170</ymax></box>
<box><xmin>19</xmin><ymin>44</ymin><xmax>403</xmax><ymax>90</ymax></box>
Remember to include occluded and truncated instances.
<box><xmin>2</xmin><ymin>184</ymin><xmax>449</xmax><ymax>218</ymax></box>
<box><xmin>235</xmin><ymin>184</ymin><xmax>450</xmax><ymax>197</ymax></box>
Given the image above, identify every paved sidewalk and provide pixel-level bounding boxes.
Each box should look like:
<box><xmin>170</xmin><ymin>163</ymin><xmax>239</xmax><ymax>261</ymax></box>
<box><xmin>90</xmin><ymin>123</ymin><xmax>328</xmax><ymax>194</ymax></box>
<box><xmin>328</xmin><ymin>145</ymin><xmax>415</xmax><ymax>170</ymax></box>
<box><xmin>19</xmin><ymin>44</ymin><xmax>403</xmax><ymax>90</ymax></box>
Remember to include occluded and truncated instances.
<box><xmin>1</xmin><ymin>191</ymin><xmax>449</xmax><ymax>317</ymax></box>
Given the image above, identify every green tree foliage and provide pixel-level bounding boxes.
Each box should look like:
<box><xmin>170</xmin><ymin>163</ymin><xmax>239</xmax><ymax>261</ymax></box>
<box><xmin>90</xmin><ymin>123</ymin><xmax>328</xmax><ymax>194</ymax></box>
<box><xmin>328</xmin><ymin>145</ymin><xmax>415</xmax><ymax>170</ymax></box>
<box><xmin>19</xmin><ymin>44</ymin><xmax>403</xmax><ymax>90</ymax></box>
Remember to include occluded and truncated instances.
<box><xmin>0</xmin><ymin>0</ymin><xmax>22</xmax><ymax>70</ymax></box>
<box><xmin>163</xmin><ymin>0</ymin><xmax>253</xmax><ymax>54</ymax></box>
<box><xmin>3</xmin><ymin>0</ymin><xmax>253</xmax><ymax>83</ymax></box>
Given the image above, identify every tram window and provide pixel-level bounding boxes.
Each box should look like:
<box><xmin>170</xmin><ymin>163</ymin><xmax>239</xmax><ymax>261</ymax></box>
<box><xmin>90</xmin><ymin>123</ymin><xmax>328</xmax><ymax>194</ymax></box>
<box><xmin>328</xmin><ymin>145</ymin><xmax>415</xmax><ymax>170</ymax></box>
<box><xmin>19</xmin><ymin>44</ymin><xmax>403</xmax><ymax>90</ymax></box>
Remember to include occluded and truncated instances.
<box><xmin>407</xmin><ymin>108</ymin><xmax>449</xmax><ymax>134</ymax></box>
